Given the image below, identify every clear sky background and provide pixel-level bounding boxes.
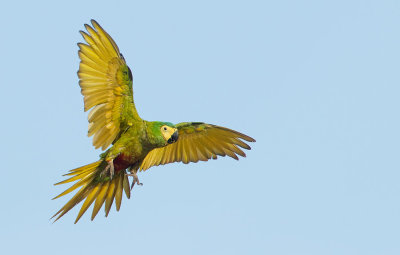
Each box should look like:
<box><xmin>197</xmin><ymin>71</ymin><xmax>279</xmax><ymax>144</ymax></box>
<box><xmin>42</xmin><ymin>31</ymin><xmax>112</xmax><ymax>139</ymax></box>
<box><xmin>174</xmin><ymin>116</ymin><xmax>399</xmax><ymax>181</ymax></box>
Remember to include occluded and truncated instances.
<box><xmin>1</xmin><ymin>0</ymin><xmax>399</xmax><ymax>254</ymax></box>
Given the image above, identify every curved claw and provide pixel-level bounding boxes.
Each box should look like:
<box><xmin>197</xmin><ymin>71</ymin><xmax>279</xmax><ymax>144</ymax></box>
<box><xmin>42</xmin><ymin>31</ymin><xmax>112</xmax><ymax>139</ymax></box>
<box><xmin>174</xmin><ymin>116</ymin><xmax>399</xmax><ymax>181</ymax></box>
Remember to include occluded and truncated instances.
<box><xmin>101</xmin><ymin>159</ymin><xmax>115</xmax><ymax>179</ymax></box>
<box><xmin>126</xmin><ymin>171</ymin><xmax>143</xmax><ymax>190</ymax></box>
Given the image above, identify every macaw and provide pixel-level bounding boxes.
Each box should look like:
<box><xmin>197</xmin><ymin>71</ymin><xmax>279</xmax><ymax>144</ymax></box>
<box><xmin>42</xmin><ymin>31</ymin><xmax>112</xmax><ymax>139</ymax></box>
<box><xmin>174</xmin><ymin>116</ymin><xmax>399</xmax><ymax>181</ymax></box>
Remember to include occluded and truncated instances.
<box><xmin>52</xmin><ymin>20</ymin><xmax>255</xmax><ymax>223</ymax></box>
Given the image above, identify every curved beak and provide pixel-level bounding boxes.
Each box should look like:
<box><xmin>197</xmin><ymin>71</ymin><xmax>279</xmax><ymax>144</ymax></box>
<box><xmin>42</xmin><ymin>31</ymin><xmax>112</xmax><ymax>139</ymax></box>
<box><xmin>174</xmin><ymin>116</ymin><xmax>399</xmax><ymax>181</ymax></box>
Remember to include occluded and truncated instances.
<box><xmin>167</xmin><ymin>130</ymin><xmax>179</xmax><ymax>144</ymax></box>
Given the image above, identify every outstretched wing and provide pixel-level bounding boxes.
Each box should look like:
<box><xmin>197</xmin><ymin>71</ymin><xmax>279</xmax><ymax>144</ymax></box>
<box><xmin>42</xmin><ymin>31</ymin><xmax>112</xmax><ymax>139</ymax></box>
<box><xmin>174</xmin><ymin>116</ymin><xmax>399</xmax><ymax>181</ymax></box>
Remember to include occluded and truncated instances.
<box><xmin>78</xmin><ymin>20</ymin><xmax>141</xmax><ymax>150</ymax></box>
<box><xmin>140</xmin><ymin>122</ymin><xmax>255</xmax><ymax>171</ymax></box>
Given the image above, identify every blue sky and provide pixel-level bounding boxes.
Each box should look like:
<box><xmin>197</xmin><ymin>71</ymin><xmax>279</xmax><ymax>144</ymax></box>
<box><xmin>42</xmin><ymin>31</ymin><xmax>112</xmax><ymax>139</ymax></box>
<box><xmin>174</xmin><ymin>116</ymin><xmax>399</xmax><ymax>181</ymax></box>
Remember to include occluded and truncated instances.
<box><xmin>1</xmin><ymin>0</ymin><xmax>400</xmax><ymax>254</ymax></box>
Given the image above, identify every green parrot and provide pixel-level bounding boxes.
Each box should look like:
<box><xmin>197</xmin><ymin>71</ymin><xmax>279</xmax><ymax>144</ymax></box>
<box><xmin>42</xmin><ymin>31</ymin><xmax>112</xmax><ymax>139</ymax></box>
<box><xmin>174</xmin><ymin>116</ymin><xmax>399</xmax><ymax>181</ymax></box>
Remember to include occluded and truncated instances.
<box><xmin>52</xmin><ymin>20</ymin><xmax>255</xmax><ymax>223</ymax></box>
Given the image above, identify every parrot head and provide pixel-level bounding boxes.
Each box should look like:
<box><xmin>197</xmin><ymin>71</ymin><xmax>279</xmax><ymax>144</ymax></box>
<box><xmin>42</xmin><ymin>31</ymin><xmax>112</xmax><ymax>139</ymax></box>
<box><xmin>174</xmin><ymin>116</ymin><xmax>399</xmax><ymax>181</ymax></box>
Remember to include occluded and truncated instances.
<box><xmin>147</xmin><ymin>121</ymin><xmax>179</xmax><ymax>147</ymax></box>
<box><xmin>161</xmin><ymin>123</ymin><xmax>179</xmax><ymax>144</ymax></box>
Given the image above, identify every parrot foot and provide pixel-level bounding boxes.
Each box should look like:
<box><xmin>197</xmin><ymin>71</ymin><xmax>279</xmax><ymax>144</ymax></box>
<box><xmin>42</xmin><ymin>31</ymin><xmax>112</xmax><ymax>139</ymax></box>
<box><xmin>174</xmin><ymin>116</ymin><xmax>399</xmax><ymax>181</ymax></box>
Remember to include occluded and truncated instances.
<box><xmin>101</xmin><ymin>159</ymin><xmax>115</xmax><ymax>179</ymax></box>
<box><xmin>126</xmin><ymin>171</ymin><xmax>143</xmax><ymax>190</ymax></box>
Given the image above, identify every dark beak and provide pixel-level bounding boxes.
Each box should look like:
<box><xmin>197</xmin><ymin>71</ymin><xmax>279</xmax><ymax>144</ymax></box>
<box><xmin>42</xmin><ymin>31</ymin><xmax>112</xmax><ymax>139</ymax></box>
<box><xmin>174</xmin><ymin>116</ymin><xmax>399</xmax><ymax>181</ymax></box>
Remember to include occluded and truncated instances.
<box><xmin>167</xmin><ymin>130</ymin><xmax>179</xmax><ymax>144</ymax></box>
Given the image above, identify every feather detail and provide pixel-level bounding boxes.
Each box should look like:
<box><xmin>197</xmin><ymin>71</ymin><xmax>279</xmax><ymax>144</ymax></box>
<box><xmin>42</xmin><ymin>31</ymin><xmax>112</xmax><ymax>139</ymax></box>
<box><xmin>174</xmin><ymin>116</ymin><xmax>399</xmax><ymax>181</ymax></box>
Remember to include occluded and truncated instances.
<box><xmin>91</xmin><ymin>182</ymin><xmax>110</xmax><ymax>220</ymax></box>
<box><xmin>52</xmin><ymin>160</ymin><xmax>130</xmax><ymax>223</ymax></box>
<box><xmin>77</xmin><ymin>20</ymin><xmax>141</xmax><ymax>151</ymax></box>
<box><xmin>140</xmin><ymin>123</ymin><xmax>255</xmax><ymax>171</ymax></box>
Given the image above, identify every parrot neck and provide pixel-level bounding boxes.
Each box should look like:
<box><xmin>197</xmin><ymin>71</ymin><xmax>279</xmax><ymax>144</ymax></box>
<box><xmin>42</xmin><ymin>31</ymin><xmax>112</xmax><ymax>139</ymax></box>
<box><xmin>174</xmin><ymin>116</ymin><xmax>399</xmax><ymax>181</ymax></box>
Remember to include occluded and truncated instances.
<box><xmin>143</xmin><ymin>120</ymin><xmax>167</xmax><ymax>149</ymax></box>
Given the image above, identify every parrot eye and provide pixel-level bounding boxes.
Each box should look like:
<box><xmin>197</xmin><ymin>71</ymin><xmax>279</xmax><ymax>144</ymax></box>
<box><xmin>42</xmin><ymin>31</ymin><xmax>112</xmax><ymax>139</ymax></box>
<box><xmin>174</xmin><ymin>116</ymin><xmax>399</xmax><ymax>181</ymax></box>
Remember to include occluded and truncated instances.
<box><xmin>162</xmin><ymin>126</ymin><xmax>168</xmax><ymax>131</ymax></box>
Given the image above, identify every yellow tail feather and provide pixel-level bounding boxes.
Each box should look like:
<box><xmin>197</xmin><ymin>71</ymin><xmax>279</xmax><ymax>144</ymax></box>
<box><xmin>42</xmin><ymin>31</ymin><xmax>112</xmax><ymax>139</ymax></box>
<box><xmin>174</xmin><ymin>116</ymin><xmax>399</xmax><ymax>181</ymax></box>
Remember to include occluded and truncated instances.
<box><xmin>52</xmin><ymin>161</ymin><xmax>131</xmax><ymax>223</ymax></box>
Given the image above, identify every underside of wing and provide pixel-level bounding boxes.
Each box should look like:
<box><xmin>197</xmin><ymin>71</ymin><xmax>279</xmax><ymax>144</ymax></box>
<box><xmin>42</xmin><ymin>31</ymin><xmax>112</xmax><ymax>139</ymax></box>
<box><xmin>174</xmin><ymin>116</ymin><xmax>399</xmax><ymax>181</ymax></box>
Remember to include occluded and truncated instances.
<box><xmin>78</xmin><ymin>20</ymin><xmax>140</xmax><ymax>150</ymax></box>
<box><xmin>140</xmin><ymin>122</ymin><xmax>255</xmax><ymax>171</ymax></box>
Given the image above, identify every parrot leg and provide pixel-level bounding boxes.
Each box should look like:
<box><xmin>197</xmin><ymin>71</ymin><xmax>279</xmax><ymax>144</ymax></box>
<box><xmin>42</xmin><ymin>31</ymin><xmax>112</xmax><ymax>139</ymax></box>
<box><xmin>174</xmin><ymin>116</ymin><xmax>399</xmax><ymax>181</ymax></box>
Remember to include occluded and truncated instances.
<box><xmin>126</xmin><ymin>169</ymin><xmax>142</xmax><ymax>189</ymax></box>
<box><xmin>101</xmin><ymin>159</ymin><xmax>115</xmax><ymax>179</ymax></box>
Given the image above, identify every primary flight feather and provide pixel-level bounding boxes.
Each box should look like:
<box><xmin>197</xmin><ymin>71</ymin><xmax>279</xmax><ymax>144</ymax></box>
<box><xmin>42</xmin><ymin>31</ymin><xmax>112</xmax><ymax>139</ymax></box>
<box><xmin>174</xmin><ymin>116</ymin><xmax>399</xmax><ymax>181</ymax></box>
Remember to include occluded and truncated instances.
<box><xmin>52</xmin><ymin>20</ymin><xmax>255</xmax><ymax>223</ymax></box>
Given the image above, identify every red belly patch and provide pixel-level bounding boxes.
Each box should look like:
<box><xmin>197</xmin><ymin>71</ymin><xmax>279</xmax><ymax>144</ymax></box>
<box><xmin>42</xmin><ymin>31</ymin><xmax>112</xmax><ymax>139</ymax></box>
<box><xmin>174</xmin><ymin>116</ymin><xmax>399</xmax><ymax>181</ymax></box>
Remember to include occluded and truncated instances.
<box><xmin>113</xmin><ymin>154</ymin><xmax>133</xmax><ymax>172</ymax></box>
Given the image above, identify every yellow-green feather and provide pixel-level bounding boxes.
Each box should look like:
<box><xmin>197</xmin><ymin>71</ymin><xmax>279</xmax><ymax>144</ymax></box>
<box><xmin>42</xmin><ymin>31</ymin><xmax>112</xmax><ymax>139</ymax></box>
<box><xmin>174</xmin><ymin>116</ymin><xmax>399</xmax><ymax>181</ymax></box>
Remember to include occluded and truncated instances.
<box><xmin>139</xmin><ymin>122</ymin><xmax>255</xmax><ymax>171</ymax></box>
<box><xmin>52</xmin><ymin>161</ymin><xmax>131</xmax><ymax>223</ymax></box>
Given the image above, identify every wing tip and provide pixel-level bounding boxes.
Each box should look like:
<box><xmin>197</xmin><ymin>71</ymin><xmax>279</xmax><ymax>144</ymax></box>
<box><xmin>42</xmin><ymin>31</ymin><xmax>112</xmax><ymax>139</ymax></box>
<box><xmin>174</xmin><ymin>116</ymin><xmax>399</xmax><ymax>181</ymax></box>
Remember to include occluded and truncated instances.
<box><xmin>84</xmin><ymin>23</ymin><xmax>91</xmax><ymax>31</ymax></box>
<box><xmin>90</xmin><ymin>19</ymin><xmax>99</xmax><ymax>27</ymax></box>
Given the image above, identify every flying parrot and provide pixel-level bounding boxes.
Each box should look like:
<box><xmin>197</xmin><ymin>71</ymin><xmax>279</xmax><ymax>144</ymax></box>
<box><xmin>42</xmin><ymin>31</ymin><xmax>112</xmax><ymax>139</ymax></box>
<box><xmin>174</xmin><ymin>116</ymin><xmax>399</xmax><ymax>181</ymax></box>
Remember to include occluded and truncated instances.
<box><xmin>52</xmin><ymin>20</ymin><xmax>255</xmax><ymax>223</ymax></box>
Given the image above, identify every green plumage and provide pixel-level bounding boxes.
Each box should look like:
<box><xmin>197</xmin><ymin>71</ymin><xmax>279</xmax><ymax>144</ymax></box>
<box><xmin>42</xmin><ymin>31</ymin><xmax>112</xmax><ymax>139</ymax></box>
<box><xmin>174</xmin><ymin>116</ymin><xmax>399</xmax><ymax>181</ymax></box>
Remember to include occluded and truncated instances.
<box><xmin>52</xmin><ymin>20</ymin><xmax>255</xmax><ymax>223</ymax></box>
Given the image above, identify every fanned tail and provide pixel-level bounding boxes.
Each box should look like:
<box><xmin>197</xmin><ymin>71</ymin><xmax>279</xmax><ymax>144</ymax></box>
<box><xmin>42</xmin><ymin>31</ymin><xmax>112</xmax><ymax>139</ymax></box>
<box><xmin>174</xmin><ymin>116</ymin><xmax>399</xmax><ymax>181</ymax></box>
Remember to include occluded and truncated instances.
<box><xmin>52</xmin><ymin>161</ymin><xmax>131</xmax><ymax>223</ymax></box>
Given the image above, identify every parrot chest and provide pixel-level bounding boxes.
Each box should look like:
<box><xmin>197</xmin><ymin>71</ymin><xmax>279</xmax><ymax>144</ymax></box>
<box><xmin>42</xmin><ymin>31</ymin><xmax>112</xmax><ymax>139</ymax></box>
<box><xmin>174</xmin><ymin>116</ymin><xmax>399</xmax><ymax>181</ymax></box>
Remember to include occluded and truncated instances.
<box><xmin>110</xmin><ymin>129</ymin><xmax>149</xmax><ymax>172</ymax></box>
